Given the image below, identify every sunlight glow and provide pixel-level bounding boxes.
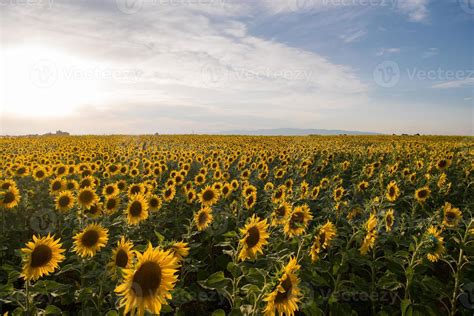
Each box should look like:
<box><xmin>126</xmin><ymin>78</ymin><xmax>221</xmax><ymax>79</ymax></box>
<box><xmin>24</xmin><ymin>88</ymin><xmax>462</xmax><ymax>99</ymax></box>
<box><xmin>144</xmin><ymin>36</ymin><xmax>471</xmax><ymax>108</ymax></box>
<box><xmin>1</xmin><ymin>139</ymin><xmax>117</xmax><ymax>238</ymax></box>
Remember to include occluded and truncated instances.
<box><xmin>1</xmin><ymin>46</ymin><xmax>103</xmax><ymax>117</ymax></box>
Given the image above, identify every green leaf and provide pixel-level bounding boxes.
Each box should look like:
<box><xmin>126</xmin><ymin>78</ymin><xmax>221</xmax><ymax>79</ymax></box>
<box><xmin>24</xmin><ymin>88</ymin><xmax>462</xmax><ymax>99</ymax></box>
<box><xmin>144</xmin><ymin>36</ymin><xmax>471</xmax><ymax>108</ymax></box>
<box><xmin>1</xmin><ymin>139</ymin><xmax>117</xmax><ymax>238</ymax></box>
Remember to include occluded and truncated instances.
<box><xmin>212</xmin><ymin>309</ymin><xmax>226</xmax><ymax>316</ymax></box>
<box><xmin>227</xmin><ymin>262</ymin><xmax>241</xmax><ymax>278</ymax></box>
<box><xmin>44</xmin><ymin>305</ymin><xmax>62</xmax><ymax>315</ymax></box>
<box><xmin>105</xmin><ymin>311</ymin><xmax>119</xmax><ymax>316</ymax></box>
<box><xmin>198</xmin><ymin>271</ymin><xmax>231</xmax><ymax>290</ymax></box>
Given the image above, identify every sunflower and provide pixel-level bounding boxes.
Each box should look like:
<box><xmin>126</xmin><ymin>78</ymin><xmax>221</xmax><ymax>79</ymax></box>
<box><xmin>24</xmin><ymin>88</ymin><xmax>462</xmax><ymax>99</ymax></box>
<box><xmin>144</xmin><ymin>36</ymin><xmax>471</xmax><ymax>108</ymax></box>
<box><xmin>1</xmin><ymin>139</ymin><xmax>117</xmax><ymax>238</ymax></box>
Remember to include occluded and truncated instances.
<box><xmin>317</xmin><ymin>221</ymin><xmax>337</xmax><ymax>249</ymax></box>
<box><xmin>84</xmin><ymin>202</ymin><xmax>103</xmax><ymax>218</ymax></box>
<box><xmin>21</xmin><ymin>234</ymin><xmax>65</xmax><ymax>281</ymax></box>
<box><xmin>72</xmin><ymin>223</ymin><xmax>109</xmax><ymax>258</ymax></box>
<box><xmin>186</xmin><ymin>188</ymin><xmax>197</xmax><ymax>204</ymax></box>
<box><xmin>126</xmin><ymin>193</ymin><xmax>149</xmax><ymax>226</ymax></box>
<box><xmin>128</xmin><ymin>183</ymin><xmax>145</xmax><ymax>196</ymax></box>
<box><xmin>77</xmin><ymin>187</ymin><xmax>99</xmax><ymax>209</ymax></box>
<box><xmin>162</xmin><ymin>186</ymin><xmax>176</xmax><ymax>202</ymax></box>
<box><xmin>49</xmin><ymin>178</ymin><xmax>65</xmax><ymax>195</ymax></box>
<box><xmin>442</xmin><ymin>202</ymin><xmax>462</xmax><ymax>228</ymax></box>
<box><xmin>32</xmin><ymin>167</ymin><xmax>48</xmax><ymax>181</ymax></box>
<box><xmin>385</xmin><ymin>209</ymin><xmax>395</xmax><ymax>232</ymax></box>
<box><xmin>264</xmin><ymin>182</ymin><xmax>274</xmax><ymax>192</ymax></box>
<box><xmin>357</xmin><ymin>180</ymin><xmax>369</xmax><ymax>192</ymax></box>
<box><xmin>415</xmin><ymin>186</ymin><xmax>431</xmax><ymax>203</ymax></box>
<box><xmin>242</xmin><ymin>184</ymin><xmax>257</xmax><ymax>198</ymax></box>
<box><xmin>238</xmin><ymin>214</ymin><xmax>270</xmax><ymax>261</ymax></box>
<box><xmin>271</xmin><ymin>202</ymin><xmax>292</xmax><ymax>226</ymax></box>
<box><xmin>309</xmin><ymin>221</ymin><xmax>336</xmax><ymax>263</ymax></box>
<box><xmin>0</xmin><ymin>185</ymin><xmax>21</xmax><ymax>209</ymax></box>
<box><xmin>198</xmin><ymin>185</ymin><xmax>220</xmax><ymax>207</ymax></box>
<box><xmin>104</xmin><ymin>196</ymin><xmax>121</xmax><ymax>214</ymax></box>
<box><xmin>115</xmin><ymin>243</ymin><xmax>179</xmax><ymax>316</ymax></box>
<box><xmin>385</xmin><ymin>181</ymin><xmax>400</xmax><ymax>202</ymax></box>
<box><xmin>169</xmin><ymin>241</ymin><xmax>190</xmax><ymax>262</ymax></box>
<box><xmin>194</xmin><ymin>207</ymin><xmax>213</xmax><ymax>231</ymax></box>
<box><xmin>359</xmin><ymin>213</ymin><xmax>377</xmax><ymax>255</ymax></box>
<box><xmin>425</xmin><ymin>226</ymin><xmax>445</xmax><ymax>262</ymax></box>
<box><xmin>148</xmin><ymin>194</ymin><xmax>162</xmax><ymax>212</ymax></box>
<box><xmin>263</xmin><ymin>257</ymin><xmax>302</xmax><ymax>316</ymax></box>
<box><xmin>284</xmin><ymin>204</ymin><xmax>313</xmax><ymax>238</ymax></box>
<box><xmin>102</xmin><ymin>183</ymin><xmax>119</xmax><ymax>197</ymax></box>
<box><xmin>244</xmin><ymin>192</ymin><xmax>257</xmax><ymax>210</ymax></box>
<box><xmin>55</xmin><ymin>190</ymin><xmax>75</xmax><ymax>212</ymax></box>
<box><xmin>221</xmin><ymin>183</ymin><xmax>232</xmax><ymax>198</ymax></box>
<box><xmin>107</xmin><ymin>236</ymin><xmax>135</xmax><ymax>277</ymax></box>
<box><xmin>333</xmin><ymin>186</ymin><xmax>344</xmax><ymax>201</ymax></box>
<box><xmin>272</xmin><ymin>185</ymin><xmax>286</xmax><ymax>204</ymax></box>
<box><xmin>1</xmin><ymin>179</ymin><xmax>16</xmax><ymax>190</ymax></box>
<box><xmin>310</xmin><ymin>186</ymin><xmax>320</xmax><ymax>200</ymax></box>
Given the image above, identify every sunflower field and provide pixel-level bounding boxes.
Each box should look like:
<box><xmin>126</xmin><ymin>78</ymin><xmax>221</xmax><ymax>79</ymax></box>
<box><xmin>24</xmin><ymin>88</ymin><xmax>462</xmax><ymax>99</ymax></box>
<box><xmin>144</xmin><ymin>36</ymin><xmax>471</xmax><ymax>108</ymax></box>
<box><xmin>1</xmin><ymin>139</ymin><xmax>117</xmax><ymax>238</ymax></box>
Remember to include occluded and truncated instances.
<box><xmin>0</xmin><ymin>135</ymin><xmax>473</xmax><ymax>316</ymax></box>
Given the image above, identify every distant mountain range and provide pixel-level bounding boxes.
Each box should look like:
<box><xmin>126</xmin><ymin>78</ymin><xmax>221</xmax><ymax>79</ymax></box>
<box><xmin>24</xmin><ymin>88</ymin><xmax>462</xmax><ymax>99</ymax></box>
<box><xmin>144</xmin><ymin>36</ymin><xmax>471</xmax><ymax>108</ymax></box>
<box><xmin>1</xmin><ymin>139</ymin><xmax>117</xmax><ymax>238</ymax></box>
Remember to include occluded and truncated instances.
<box><xmin>216</xmin><ymin>128</ymin><xmax>380</xmax><ymax>136</ymax></box>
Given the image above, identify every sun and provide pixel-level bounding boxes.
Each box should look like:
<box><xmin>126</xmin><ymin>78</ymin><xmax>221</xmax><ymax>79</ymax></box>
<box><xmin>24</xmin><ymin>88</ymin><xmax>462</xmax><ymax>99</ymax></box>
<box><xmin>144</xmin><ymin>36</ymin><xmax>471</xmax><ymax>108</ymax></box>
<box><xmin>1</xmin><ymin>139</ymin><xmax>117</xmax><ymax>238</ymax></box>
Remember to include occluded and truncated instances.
<box><xmin>1</xmin><ymin>45</ymin><xmax>102</xmax><ymax>118</ymax></box>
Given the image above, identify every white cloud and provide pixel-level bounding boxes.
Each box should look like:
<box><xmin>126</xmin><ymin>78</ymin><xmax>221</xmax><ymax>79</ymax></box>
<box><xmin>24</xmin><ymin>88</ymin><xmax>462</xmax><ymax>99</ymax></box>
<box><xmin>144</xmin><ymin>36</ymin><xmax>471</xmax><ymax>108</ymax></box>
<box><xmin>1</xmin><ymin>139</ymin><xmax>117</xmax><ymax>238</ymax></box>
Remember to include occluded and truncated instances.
<box><xmin>376</xmin><ymin>48</ymin><xmax>401</xmax><ymax>56</ymax></box>
<box><xmin>432</xmin><ymin>78</ymin><xmax>474</xmax><ymax>89</ymax></box>
<box><xmin>422</xmin><ymin>47</ymin><xmax>439</xmax><ymax>58</ymax></box>
<box><xmin>0</xmin><ymin>1</ymin><xmax>368</xmax><ymax>134</ymax></box>
<box><xmin>340</xmin><ymin>29</ymin><xmax>367</xmax><ymax>43</ymax></box>
<box><xmin>397</xmin><ymin>0</ymin><xmax>430</xmax><ymax>22</ymax></box>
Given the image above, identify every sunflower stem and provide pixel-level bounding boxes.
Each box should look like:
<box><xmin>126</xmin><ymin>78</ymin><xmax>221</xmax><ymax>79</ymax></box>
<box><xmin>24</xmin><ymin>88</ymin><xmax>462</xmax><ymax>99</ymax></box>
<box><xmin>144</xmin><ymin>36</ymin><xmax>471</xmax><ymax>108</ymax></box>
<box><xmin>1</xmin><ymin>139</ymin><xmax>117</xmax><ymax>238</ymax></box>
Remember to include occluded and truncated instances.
<box><xmin>25</xmin><ymin>280</ymin><xmax>30</xmax><ymax>314</ymax></box>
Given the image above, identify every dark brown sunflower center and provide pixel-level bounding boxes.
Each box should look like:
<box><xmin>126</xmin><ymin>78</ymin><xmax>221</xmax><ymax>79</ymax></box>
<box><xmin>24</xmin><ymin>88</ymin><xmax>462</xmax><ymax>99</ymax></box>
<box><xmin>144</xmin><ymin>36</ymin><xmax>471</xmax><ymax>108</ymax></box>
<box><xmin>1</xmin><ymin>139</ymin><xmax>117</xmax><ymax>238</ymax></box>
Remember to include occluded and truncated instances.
<box><xmin>386</xmin><ymin>215</ymin><xmax>393</xmax><ymax>226</ymax></box>
<box><xmin>106</xmin><ymin>186</ymin><xmax>114</xmax><ymax>195</ymax></box>
<box><xmin>276</xmin><ymin>206</ymin><xmax>286</xmax><ymax>217</ymax></box>
<box><xmin>132</xmin><ymin>261</ymin><xmax>162</xmax><ymax>297</ymax></box>
<box><xmin>388</xmin><ymin>186</ymin><xmax>395</xmax><ymax>196</ymax></box>
<box><xmin>246</xmin><ymin>226</ymin><xmax>260</xmax><ymax>248</ymax></box>
<box><xmin>198</xmin><ymin>212</ymin><xmax>209</xmax><ymax>225</ymax></box>
<box><xmin>438</xmin><ymin>160</ymin><xmax>447</xmax><ymax>168</ymax></box>
<box><xmin>222</xmin><ymin>187</ymin><xmax>229</xmax><ymax>195</ymax></box>
<box><xmin>150</xmin><ymin>198</ymin><xmax>159</xmax><ymax>208</ymax></box>
<box><xmin>129</xmin><ymin>201</ymin><xmax>142</xmax><ymax>217</ymax></box>
<box><xmin>52</xmin><ymin>182</ymin><xmax>62</xmax><ymax>191</ymax></box>
<box><xmin>79</xmin><ymin>190</ymin><xmax>94</xmax><ymax>204</ymax></box>
<box><xmin>130</xmin><ymin>186</ymin><xmax>141</xmax><ymax>195</ymax></box>
<box><xmin>247</xmin><ymin>195</ymin><xmax>254</xmax><ymax>205</ymax></box>
<box><xmin>106</xmin><ymin>199</ymin><xmax>117</xmax><ymax>209</ymax></box>
<box><xmin>290</xmin><ymin>212</ymin><xmax>304</xmax><ymax>229</ymax></box>
<box><xmin>319</xmin><ymin>232</ymin><xmax>326</xmax><ymax>246</ymax></box>
<box><xmin>202</xmin><ymin>190</ymin><xmax>214</xmax><ymax>201</ymax></box>
<box><xmin>335</xmin><ymin>190</ymin><xmax>342</xmax><ymax>198</ymax></box>
<box><xmin>445</xmin><ymin>212</ymin><xmax>456</xmax><ymax>222</ymax></box>
<box><xmin>81</xmin><ymin>230</ymin><xmax>100</xmax><ymax>247</ymax></box>
<box><xmin>30</xmin><ymin>244</ymin><xmax>53</xmax><ymax>268</ymax></box>
<box><xmin>275</xmin><ymin>191</ymin><xmax>282</xmax><ymax>199</ymax></box>
<box><xmin>115</xmin><ymin>249</ymin><xmax>128</xmax><ymax>268</ymax></box>
<box><xmin>417</xmin><ymin>190</ymin><xmax>428</xmax><ymax>198</ymax></box>
<box><xmin>58</xmin><ymin>196</ymin><xmax>71</xmax><ymax>207</ymax></box>
<box><xmin>3</xmin><ymin>191</ymin><xmax>15</xmax><ymax>204</ymax></box>
<box><xmin>274</xmin><ymin>275</ymin><xmax>293</xmax><ymax>303</ymax></box>
<box><xmin>36</xmin><ymin>170</ymin><xmax>45</xmax><ymax>178</ymax></box>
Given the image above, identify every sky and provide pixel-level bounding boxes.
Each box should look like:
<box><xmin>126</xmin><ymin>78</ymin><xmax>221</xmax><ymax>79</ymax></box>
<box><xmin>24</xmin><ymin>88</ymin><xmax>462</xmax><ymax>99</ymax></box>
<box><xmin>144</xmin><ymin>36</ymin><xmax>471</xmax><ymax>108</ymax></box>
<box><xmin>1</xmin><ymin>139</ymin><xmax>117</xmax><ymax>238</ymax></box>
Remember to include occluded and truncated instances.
<box><xmin>0</xmin><ymin>0</ymin><xmax>473</xmax><ymax>135</ymax></box>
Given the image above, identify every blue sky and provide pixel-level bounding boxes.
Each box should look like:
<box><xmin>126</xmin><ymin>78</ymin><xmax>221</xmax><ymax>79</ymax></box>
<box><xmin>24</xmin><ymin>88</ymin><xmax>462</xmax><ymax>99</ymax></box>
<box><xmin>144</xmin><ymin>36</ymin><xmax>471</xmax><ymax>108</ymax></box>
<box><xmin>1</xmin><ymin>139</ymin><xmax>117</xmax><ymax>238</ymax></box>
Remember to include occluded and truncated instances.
<box><xmin>0</xmin><ymin>0</ymin><xmax>473</xmax><ymax>135</ymax></box>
